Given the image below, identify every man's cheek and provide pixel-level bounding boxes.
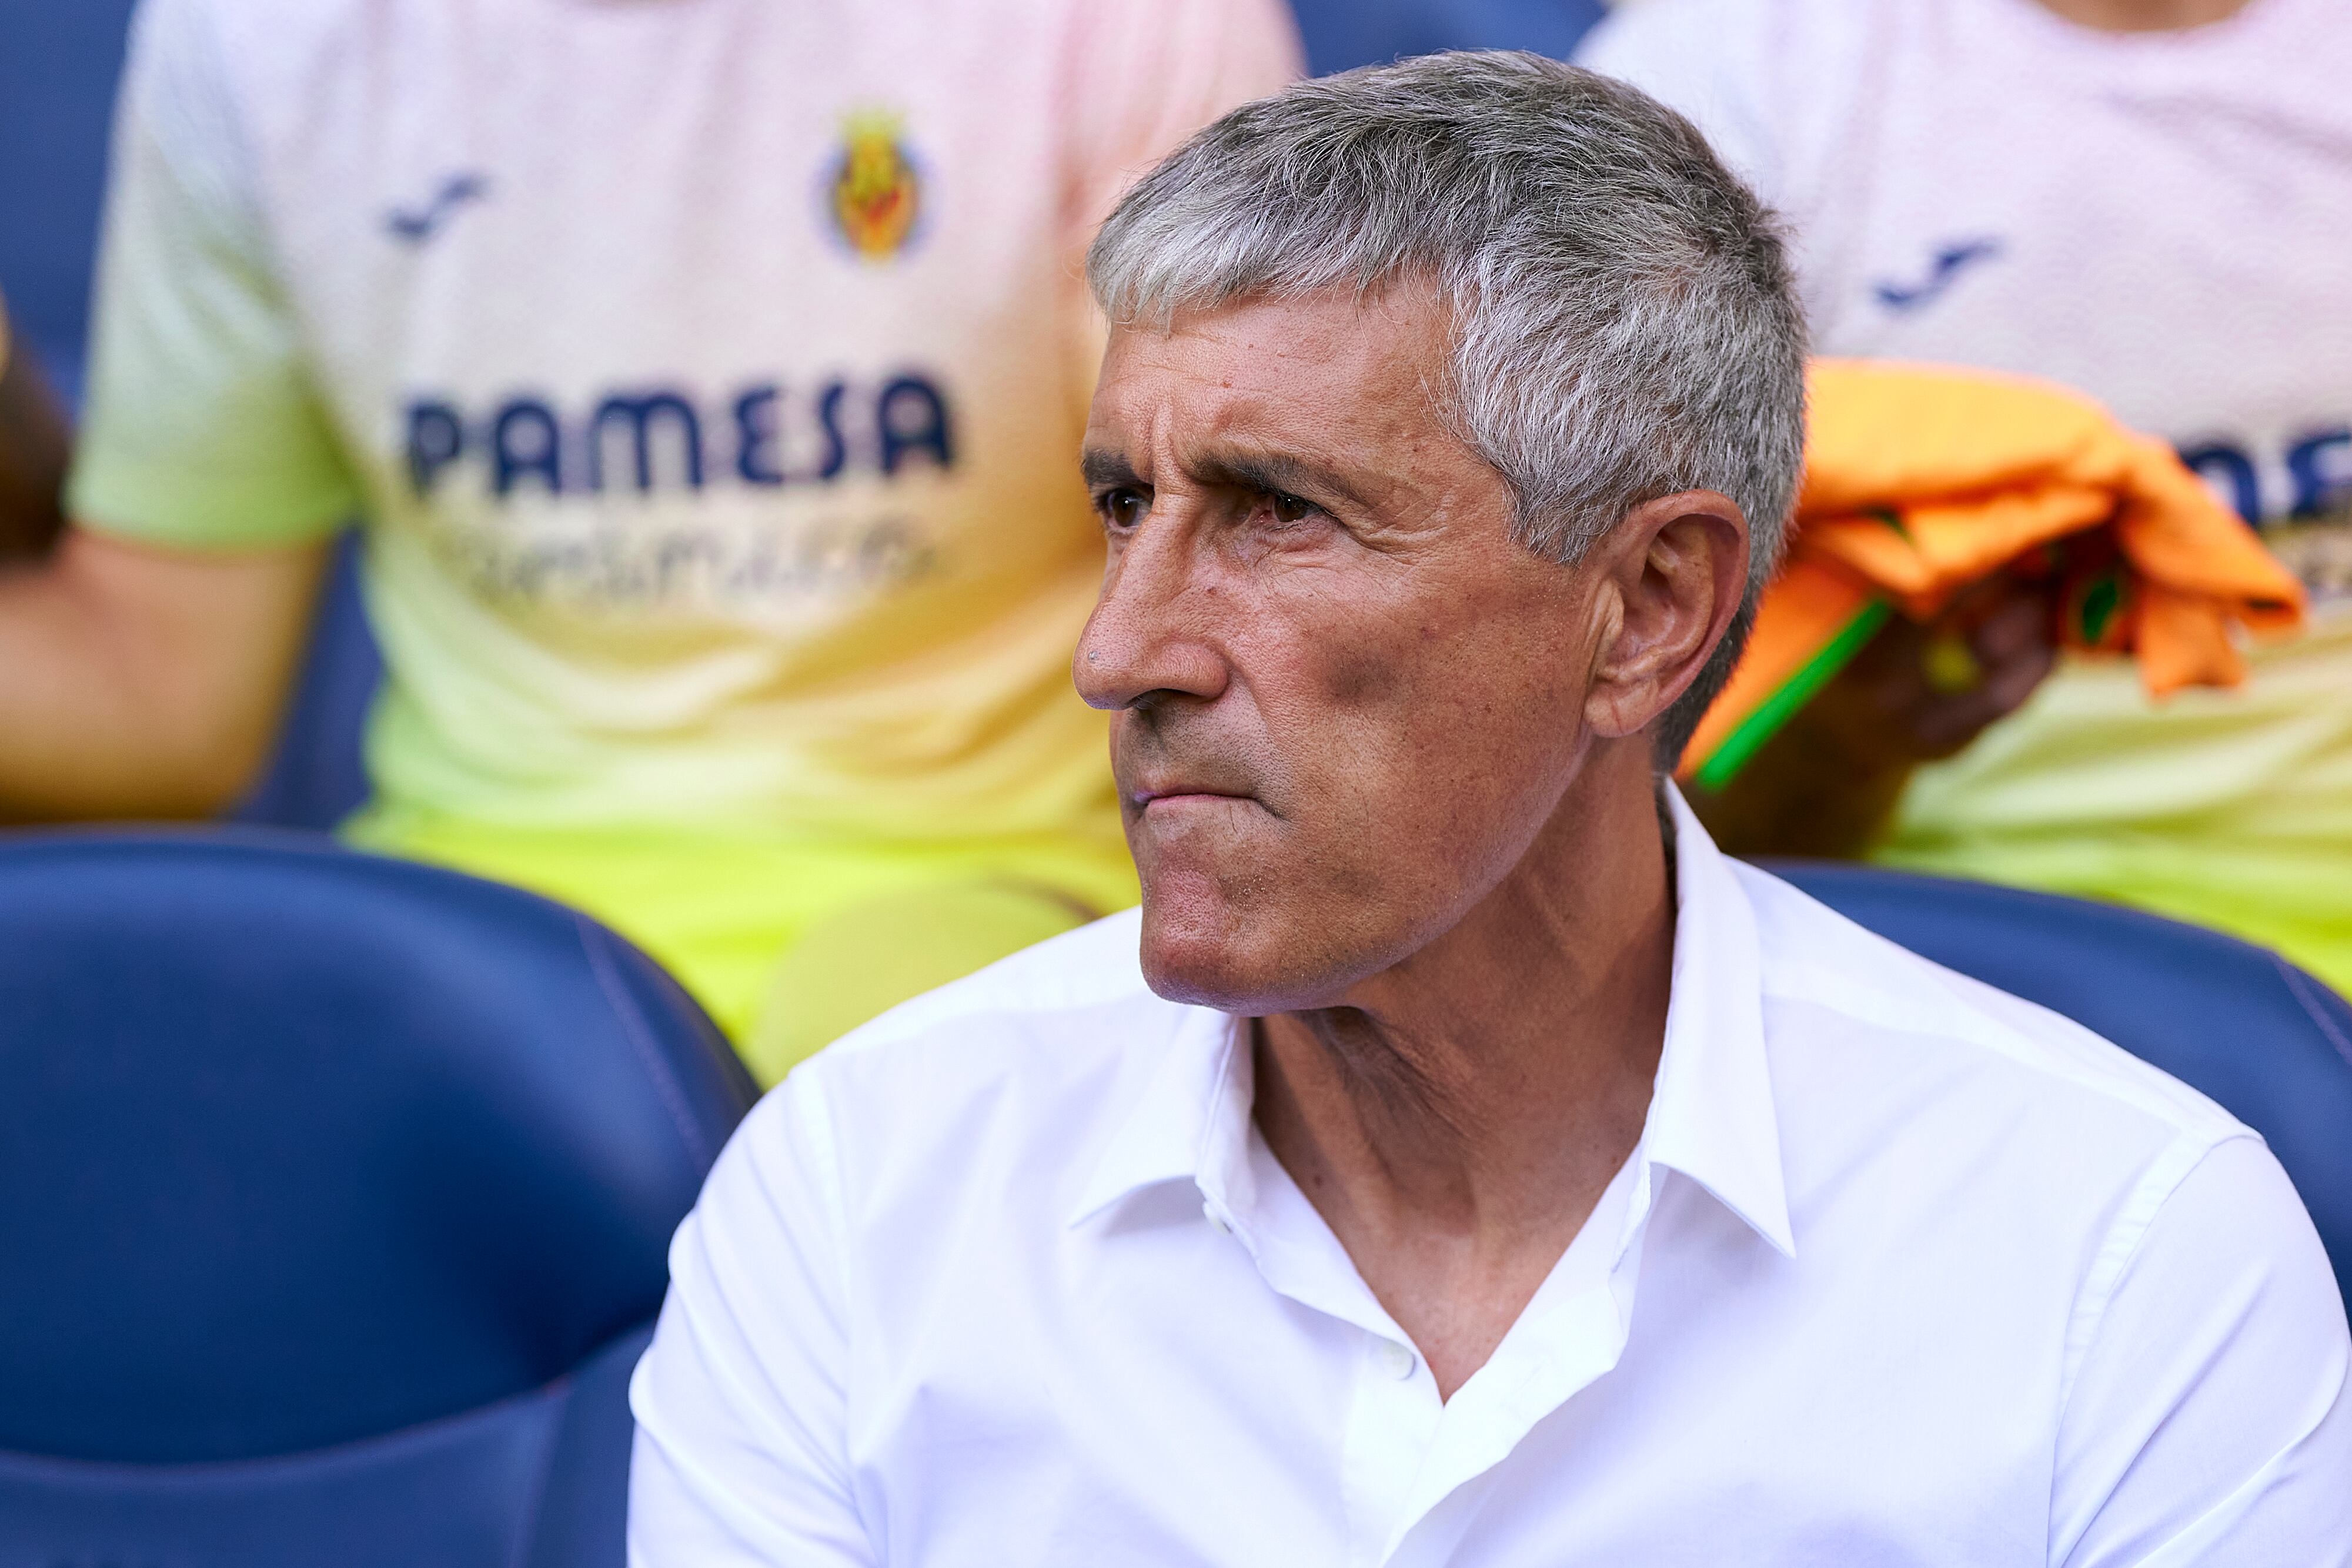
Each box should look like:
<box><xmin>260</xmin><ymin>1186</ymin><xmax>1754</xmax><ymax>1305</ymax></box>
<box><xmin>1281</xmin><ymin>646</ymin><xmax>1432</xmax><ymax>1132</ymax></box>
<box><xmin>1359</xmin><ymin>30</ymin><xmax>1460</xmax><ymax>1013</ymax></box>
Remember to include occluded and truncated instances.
<box><xmin>1322</xmin><ymin>642</ymin><xmax>1405</xmax><ymax>708</ymax></box>
<box><xmin>1265</xmin><ymin>754</ymin><xmax>1390</xmax><ymax>907</ymax></box>
<box><xmin>1316</xmin><ymin>804</ymin><xmax>1396</xmax><ymax>904</ymax></box>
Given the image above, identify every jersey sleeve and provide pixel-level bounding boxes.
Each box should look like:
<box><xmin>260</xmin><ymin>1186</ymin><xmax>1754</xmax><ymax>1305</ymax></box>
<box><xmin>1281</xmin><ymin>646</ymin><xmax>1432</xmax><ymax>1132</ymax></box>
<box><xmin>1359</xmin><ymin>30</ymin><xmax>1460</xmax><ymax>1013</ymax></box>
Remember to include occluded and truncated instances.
<box><xmin>66</xmin><ymin>0</ymin><xmax>360</xmax><ymax>551</ymax></box>
<box><xmin>627</xmin><ymin>1069</ymin><xmax>876</xmax><ymax>1567</ymax></box>
<box><xmin>2052</xmin><ymin>1135</ymin><xmax>2352</xmax><ymax>1566</ymax></box>
<box><xmin>1573</xmin><ymin>0</ymin><xmax>1786</xmax><ymax>197</ymax></box>
<box><xmin>1053</xmin><ymin>0</ymin><xmax>1303</xmax><ymax>416</ymax></box>
<box><xmin>1061</xmin><ymin>0</ymin><xmax>1300</xmax><ymax>243</ymax></box>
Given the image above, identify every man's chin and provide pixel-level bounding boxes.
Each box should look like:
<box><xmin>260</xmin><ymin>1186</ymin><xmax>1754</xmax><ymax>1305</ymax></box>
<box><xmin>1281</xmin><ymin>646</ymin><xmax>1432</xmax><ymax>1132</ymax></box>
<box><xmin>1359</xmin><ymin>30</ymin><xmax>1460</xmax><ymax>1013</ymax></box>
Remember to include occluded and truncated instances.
<box><xmin>1128</xmin><ymin>824</ymin><xmax>1356</xmax><ymax>1011</ymax></box>
<box><xmin>1128</xmin><ymin>863</ymin><xmax>1264</xmax><ymax>1008</ymax></box>
<box><xmin>1138</xmin><ymin>941</ymin><xmax>1251</xmax><ymax>1011</ymax></box>
<box><xmin>1133</xmin><ymin>891</ymin><xmax>1351</xmax><ymax>1014</ymax></box>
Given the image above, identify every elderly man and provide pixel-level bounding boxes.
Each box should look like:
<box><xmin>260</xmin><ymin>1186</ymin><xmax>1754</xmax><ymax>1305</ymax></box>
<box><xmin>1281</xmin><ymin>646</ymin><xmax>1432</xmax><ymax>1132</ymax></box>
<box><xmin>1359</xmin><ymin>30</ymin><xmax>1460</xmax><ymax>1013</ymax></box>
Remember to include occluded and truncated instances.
<box><xmin>627</xmin><ymin>55</ymin><xmax>2350</xmax><ymax>1566</ymax></box>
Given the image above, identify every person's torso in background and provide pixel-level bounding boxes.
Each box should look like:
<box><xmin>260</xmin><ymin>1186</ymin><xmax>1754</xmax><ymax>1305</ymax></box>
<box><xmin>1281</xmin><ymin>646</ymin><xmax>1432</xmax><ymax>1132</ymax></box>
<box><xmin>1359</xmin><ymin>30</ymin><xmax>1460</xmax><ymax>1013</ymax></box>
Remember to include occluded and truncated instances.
<box><xmin>1584</xmin><ymin>0</ymin><xmax>2352</xmax><ymax>975</ymax></box>
<box><xmin>186</xmin><ymin>0</ymin><xmax>1192</xmax><ymax>841</ymax></box>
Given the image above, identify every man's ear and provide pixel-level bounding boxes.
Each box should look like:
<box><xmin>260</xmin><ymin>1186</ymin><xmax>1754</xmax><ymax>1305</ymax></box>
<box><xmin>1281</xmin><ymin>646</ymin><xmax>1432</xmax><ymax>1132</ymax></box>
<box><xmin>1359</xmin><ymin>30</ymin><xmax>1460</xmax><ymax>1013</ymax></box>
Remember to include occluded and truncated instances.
<box><xmin>1583</xmin><ymin>490</ymin><xmax>1750</xmax><ymax>740</ymax></box>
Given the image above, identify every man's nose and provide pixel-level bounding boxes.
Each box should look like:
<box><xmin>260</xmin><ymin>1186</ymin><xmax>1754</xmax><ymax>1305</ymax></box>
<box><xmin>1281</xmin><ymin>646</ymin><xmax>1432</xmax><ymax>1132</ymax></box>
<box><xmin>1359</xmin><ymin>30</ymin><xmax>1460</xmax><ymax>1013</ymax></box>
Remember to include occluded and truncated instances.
<box><xmin>1073</xmin><ymin>513</ymin><xmax>1230</xmax><ymax>713</ymax></box>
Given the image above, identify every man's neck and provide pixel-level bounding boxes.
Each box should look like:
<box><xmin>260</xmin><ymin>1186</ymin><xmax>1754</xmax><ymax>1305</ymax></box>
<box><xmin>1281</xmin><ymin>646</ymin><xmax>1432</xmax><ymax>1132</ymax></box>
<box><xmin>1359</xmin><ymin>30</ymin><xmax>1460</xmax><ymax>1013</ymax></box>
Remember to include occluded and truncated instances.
<box><xmin>2032</xmin><ymin>0</ymin><xmax>2254</xmax><ymax>32</ymax></box>
<box><xmin>1252</xmin><ymin>742</ymin><xmax>1675</xmax><ymax>1400</ymax></box>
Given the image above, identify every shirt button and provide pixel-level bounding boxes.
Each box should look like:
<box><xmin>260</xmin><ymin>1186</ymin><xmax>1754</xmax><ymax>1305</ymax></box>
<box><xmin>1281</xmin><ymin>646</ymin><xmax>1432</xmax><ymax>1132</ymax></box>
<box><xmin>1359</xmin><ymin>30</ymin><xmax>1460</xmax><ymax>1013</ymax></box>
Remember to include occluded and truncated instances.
<box><xmin>1202</xmin><ymin>1202</ymin><xmax>1232</xmax><ymax>1236</ymax></box>
<box><xmin>1376</xmin><ymin>1339</ymin><xmax>1417</xmax><ymax>1380</ymax></box>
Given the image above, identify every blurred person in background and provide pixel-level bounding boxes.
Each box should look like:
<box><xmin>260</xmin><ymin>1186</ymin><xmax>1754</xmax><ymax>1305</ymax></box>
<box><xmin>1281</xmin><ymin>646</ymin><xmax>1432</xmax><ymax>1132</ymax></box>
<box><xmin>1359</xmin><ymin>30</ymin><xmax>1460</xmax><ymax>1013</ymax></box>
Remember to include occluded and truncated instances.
<box><xmin>0</xmin><ymin>0</ymin><xmax>1298</xmax><ymax>1081</ymax></box>
<box><xmin>1582</xmin><ymin>0</ymin><xmax>2352</xmax><ymax>992</ymax></box>
<box><xmin>0</xmin><ymin>295</ymin><xmax>69</xmax><ymax>559</ymax></box>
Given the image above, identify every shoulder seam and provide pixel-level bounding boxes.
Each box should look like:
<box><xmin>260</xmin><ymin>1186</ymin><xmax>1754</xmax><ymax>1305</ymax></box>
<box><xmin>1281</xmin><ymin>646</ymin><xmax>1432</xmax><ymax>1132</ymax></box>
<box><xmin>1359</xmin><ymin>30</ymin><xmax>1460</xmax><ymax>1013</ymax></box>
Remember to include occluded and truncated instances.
<box><xmin>1759</xmin><ymin>950</ymin><xmax>2240</xmax><ymax>1143</ymax></box>
<box><xmin>2052</xmin><ymin>1131</ymin><xmax>2256</xmax><ymax>1432</ymax></box>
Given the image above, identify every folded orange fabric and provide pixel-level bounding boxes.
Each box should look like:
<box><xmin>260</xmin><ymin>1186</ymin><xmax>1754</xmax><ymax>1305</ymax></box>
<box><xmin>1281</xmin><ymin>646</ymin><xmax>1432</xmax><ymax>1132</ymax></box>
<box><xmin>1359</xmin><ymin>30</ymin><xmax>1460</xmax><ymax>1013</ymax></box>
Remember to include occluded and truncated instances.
<box><xmin>1679</xmin><ymin>359</ymin><xmax>2307</xmax><ymax>790</ymax></box>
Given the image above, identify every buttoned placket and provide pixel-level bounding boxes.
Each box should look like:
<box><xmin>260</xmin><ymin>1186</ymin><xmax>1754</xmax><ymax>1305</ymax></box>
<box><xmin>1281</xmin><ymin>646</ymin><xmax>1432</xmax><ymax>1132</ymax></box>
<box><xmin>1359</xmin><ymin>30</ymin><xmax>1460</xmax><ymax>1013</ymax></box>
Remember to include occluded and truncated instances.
<box><xmin>1341</xmin><ymin>1320</ymin><xmax>1445</xmax><ymax>1568</ymax></box>
<box><xmin>1379</xmin><ymin>1168</ymin><xmax>1651</xmax><ymax>1568</ymax></box>
<box><xmin>1195</xmin><ymin>1021</ymin><xmax>1657</xmax><ymax>1568</ymax></box>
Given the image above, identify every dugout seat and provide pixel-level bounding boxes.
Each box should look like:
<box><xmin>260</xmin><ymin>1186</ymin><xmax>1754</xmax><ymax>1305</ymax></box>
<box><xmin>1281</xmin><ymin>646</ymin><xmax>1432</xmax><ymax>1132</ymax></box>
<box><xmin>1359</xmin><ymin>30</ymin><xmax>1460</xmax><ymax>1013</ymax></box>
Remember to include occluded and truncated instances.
<box><xmin>0</xmin><ymin>0</ymin><xmax>136</xmax><ymax>405</ymax></box>
<box><xmin>1288</xmin><ymin>0</ymin><xmax>1605</xmax><ymax>76</ymax></box>
<box><xmin>0</xmin><ymin>830</ymin><xmax>756</xmax><ymax>1567</ymax></box>
<box><xmin>1773</xmin><ymin>860</ymin><xmax>2352</xmax><ymax>1309</ymax></box>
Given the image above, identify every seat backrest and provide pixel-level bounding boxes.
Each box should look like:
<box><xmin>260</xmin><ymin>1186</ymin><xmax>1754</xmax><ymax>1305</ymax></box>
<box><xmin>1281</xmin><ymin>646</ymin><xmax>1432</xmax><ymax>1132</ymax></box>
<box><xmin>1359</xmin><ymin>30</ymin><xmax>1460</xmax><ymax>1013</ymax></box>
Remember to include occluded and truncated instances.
<box><xmin>232</xmin><ymin>531</ymin><xmax>384</xmax><ymax>831</ymax></box>
<box><xmin>0</xmin><ymin>831</ymin><xmax>756</xmax><ymax>1567</ymax></box>
<box><xmin>0</xmin><ymin>0</ymin><xmax>138</xmax><ymax>402</ymax></box>
<box><xmin>1287</xmin><ymin>0</ymin><xmax>1606</xmax><ymax>76</ymax></box>
<box><xmin>1771</xmin><ymin>860</ymin><xmax>2352</xmax><ymax>1308</ymax></box>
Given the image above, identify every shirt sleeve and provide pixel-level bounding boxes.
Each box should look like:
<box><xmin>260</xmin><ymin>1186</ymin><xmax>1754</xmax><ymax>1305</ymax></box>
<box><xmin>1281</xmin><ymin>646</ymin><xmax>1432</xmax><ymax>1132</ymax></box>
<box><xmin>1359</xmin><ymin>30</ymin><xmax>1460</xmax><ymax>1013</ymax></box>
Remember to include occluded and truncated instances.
<box><xmin>627</xmin><ymin>1069</ymin><xmax>876</xmax><ymax>1567</ymax></box>
<box><xmin>66</xmin><ymin>0</ymin><xmax>360</xmax><ymax>551</ymax></box>
<box><xmin>2053</xmin><ymin>1135</ymin><xmax>2352</xmax><ymax>1567</ymax></box>
<box><xmin>1053</xmin><ymin>0</ymin><xmax>1303</xmax><ymax>419</ymax></box>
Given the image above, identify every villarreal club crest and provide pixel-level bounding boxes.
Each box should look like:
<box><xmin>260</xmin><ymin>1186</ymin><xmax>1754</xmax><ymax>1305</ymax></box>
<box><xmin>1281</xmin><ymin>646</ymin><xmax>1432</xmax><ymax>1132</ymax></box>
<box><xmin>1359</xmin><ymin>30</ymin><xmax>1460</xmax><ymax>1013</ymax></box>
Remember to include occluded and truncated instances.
<box><xmin>828</xmin><ymin>111</ymin><xmax>924</xmax><ymax>262</ymax></box>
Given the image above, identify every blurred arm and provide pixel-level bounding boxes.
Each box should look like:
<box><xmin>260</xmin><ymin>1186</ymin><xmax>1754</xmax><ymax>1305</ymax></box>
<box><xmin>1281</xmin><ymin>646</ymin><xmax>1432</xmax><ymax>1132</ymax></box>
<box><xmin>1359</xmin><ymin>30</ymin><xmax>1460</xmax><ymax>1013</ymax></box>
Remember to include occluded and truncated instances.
<box><xmin>1691</xmin><ymin>576</ymin><xmax>2057</xmax><ymax>857</ymax></box>
<box><xmin>0</xmin><ymin>0</ymin><xmax>363</xmax><ymax>822</ymax></box>
<box><xmin>0</xmin><ymin>313</ymin><xmax>71</xmax><ymax>560</ymax></box>
<box><xmin>0</xmin><ymin>526</ymin><xmax>326</xmax><ymax>820</ymax></box>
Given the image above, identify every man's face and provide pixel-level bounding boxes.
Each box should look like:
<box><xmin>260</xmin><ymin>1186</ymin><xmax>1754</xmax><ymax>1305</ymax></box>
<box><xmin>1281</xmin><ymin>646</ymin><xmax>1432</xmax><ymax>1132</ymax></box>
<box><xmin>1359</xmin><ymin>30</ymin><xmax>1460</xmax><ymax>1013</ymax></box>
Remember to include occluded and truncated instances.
<box><xmin>1075</xmin><ymin>286</ymin><xmax>1618</xmax><ymax>1012</ymax></box>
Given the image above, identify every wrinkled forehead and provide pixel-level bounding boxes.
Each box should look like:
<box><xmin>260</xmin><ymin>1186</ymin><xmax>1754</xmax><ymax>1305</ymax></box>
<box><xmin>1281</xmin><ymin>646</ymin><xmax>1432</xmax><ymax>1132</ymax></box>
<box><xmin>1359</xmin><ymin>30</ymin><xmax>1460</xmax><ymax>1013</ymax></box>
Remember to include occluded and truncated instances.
<box><xmin>1085</xmin><ymin>286</ymin><xmax>1460</xmax><ymax>482</ymax></box>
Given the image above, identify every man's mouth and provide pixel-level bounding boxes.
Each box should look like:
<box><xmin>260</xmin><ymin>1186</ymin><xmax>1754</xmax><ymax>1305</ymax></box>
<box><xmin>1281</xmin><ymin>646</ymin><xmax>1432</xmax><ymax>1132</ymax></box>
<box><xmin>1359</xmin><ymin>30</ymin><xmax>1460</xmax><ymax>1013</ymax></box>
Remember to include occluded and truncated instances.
<box><xmin>1130</xmin><ymin>782</ymin><xmax>1256</xmax><ymax>813</ymax></box>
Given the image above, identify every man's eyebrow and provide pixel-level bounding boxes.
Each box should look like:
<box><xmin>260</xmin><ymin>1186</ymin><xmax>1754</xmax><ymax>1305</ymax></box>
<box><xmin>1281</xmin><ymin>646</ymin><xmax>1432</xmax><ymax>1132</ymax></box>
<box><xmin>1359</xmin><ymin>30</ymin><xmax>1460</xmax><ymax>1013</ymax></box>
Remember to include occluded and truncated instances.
<box><xmin>1190</xmin><ymin>450</ymin><xmax>1374</xmax><ymax>512</ymax></box>
<box><xmin>1081</xmin><ymin>449</ymin><xmax>1144</xmax><ymax>489</ymax></box>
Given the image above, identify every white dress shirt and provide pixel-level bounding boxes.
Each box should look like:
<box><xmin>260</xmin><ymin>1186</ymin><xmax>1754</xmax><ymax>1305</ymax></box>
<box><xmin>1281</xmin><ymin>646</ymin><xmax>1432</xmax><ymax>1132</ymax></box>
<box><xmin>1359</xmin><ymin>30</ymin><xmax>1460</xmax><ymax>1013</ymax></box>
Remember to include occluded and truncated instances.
<box><xmin>629</xmin><ymin>792</ymin><xmax>2351</xmax><ymax>1566</ymax></box>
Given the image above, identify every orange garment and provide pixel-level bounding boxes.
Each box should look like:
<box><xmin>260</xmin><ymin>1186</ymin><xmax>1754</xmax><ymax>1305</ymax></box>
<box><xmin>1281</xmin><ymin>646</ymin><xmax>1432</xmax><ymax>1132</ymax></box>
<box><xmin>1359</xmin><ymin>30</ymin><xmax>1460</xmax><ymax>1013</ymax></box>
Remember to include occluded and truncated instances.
<box><xmin>1680</xmin><ymin>360</ymin><xmax>2306</xmax><ymax>790</ymax></box>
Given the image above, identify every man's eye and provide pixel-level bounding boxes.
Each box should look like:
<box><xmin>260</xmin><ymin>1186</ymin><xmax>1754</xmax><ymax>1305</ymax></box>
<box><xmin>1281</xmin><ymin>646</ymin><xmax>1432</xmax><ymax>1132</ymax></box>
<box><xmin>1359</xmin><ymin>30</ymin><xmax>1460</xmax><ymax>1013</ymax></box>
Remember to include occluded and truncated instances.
<box><xmin>1097</xmin><ymin>488</ymin><xmax>1148</xmax><ymax>530</ymax></box>
<box><xmin>1269</xmin><ymin>491</ymin><xmax>1314</xmax><ymax>525</ymax></box>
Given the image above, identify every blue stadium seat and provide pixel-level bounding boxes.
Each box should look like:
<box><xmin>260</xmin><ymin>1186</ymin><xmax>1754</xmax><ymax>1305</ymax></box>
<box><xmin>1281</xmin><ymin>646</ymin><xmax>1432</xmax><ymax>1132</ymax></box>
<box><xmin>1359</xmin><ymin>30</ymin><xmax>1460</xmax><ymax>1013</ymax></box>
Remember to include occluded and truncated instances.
<box><xmin>1289</xmin><ymin>0</ymin><xmax>1605</xmax><ymax>77</ymax></box>
<box><xmin>0</xmin><ymin>830</ymin><xmax>756</xmax><ymax>1566</ymax></box>
<box><xmin>232</xmin><ymin>531</ymin><xmax>383</xmax><ymax>831</ymax></box>
<box><xmin>1773</xmin><ymin>860</ymin><xmax>2352</xmax><ymax>1308</ymax></box>
<box><xmin>0</xmin><ymin>0</ymin><xmax>138</xmax><ymax>406</ymax></box>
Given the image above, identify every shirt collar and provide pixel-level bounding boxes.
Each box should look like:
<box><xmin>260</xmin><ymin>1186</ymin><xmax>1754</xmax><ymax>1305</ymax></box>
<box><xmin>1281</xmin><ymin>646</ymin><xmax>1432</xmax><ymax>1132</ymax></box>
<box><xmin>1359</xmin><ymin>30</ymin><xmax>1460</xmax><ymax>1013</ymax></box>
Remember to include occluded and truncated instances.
<box><xmin>1642</xmin><ymin>783</ymin><xmax>1796</xmax><ymax>1258</ymax></box>
<box><xmin>1067</xmin><ymin>1000</ymin><xmax>1237</xmax><ymax>1229</ymax></box>
<box><xmin>1067</xmin><ymin>784</ymin><xmax>1793</xmax><ymax>1261</ymax></box>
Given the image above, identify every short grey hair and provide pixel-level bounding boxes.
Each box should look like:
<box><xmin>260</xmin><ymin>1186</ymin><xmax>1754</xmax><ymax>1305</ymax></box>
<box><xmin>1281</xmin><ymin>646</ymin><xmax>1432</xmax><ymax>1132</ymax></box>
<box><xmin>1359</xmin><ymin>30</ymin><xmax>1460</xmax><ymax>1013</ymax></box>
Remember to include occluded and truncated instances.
<box><xmin>1087</xmin><ymin>51</ymin><xmax>1807</xmax><ymax>765</ymax></box>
